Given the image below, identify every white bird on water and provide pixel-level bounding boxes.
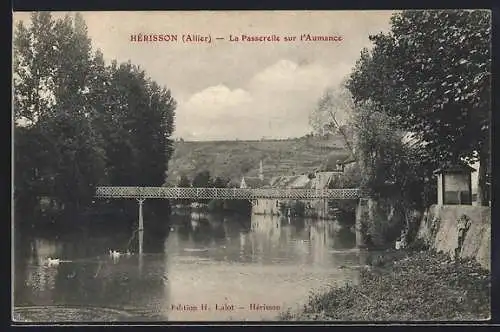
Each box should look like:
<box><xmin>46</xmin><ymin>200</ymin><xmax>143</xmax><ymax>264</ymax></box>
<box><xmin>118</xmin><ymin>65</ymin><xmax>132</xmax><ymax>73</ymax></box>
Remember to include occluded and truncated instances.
<box><xmin>109</xmin><ymin>250</ymin><xmax>121</xmax><ymax>258</ymax></box>
<box><xmin>47</xmin><ymin>258</ymin><xmax>60</xmax><ymax>266</ymax></box>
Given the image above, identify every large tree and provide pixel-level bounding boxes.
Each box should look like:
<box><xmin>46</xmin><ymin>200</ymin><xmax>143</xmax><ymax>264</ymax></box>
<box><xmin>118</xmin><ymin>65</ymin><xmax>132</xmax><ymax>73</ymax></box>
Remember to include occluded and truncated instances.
<box><xmin>177</xmin><ymin>174</ymin><xmax>191</xmax><ymax>187</ymax></box>
<box><xmin>101</xmin><ymin>62</ymin><xmax>176</xmax><ymax>186</ymax></box>
<box><xmin>212</xmin><ymin>176</ymin><xmax>229</xmax><ymax>188</ymax></box>
<box><xmin>13</xmin><ymin>12</ymin><xmax>177</xmax><ymax>221</ymax></box>
<box><xmin>13</xmin><ymin>12</ymin><xmax>107</xmax><ymax>216</ymax></box>
<box><xmin>192</xmin><ymin>170</ymin><xmax>212</xmax><ymax>188</ymax></box>
<box><xmin>308</xmin><ymin>85</ymin><xmax>355</xmax><ymax>154</ymax></box>
<box><xmin>347</xmin><ymin>10</ymin><xmax>491</xmax><ymax>205</ymax></box>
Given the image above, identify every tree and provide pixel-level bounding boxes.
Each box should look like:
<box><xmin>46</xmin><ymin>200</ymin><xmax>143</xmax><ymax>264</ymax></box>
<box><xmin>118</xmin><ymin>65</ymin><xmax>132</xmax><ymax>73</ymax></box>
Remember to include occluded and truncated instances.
<box><xmin>191</xmin><ymin>170</ymin><xmax>211</xmax><ymax>204</ymax></box>
<box><xmin>52</xmin><ymin>13</ymin><xmax>93</xmax><ymax>113</ymax></box>
<box><xmin>176</xmin><ymin>174</ymin><xmax>191</xmax><ymax>206</ymax></box>
<box><xmin>347</xmin><ymin>10</ymin><xmax>491</xmax><ymax>205</ymax></box>
<box><xmin>100</xmin><ymin>63</ymin><xmax>176</xmax><ymax>187</ymax></box>
<box><xmin>37</xmin><ymin>110</ymin><xmax>107</xmax><ymax>212</ymax></box>
<box><xmin>212</xmin><ymin>176</ymin><xmax>229</xmax><ymax>188</ymax></box>
<box><xmin>13</xmin><ymin>13</ymin><xmax>58</xmax><ymax>126</ymax></box>
<box><xmin>14</xmin><ymin>126</ymin><xmax>45</xmax><ymax>215</ymax></box>
<box><xmin>13</xmin><ymin>13</ymin><xmax>94</xmax><ymax>125</ymax></box>
<box><xmin>177</xmin><ymin>175</ymin><xmax>191</xmax><ymax>187</ymax></box>
<box><xmin>350</xmin><ymin>101</ymin><xmax>403</xmax><ymax>191</ymax></box>
<box><xmin>309</xmin><ymin>85</ymin><xmax>355</xmax><ymax>154</ymax></box>
<box><xmin>192</xmin><ymin>170</ymin><xmax>212</xmax><ymax>188</ymax></box>
<box><xmin>13</xmin><ymin>12</ymin><xmax>177</xmax><ymax>222</ymax></box>
<box><xmin>13</xmin><ymin>12</ymin><xmax>107</xmax><ymax>218</ymax></box>
<box><xmin>347</xmin><ymin>99</ymin><xmax>439</xmax><ymax>246</ymax></box>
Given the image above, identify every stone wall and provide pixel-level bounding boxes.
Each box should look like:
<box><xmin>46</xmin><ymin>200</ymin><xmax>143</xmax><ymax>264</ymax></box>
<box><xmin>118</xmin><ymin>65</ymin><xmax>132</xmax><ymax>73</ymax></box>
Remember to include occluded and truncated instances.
<box><xmin>252</xmin><ymin>199</ymin><xmax>281</xmax><ymax>216</ymax></box>
<box><xmin>417</xmin><ymin>204</ymin><xmax>490</xmax><ymax>271</ymax></box>
<box><xmin>252</xmin><ymin>199</ymin><xmax>329</xmax><ymax>218</ymax></box>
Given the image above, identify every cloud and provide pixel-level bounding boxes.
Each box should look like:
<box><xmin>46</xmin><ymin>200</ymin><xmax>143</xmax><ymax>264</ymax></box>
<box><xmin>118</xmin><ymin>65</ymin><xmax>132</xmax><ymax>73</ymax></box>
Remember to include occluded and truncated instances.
<box><xmin>182</xmin><ymin>85</ymin><xmax>252</xmax><ymax>117</ymax></box>
<box><xmin>175</xmin><ymin>85</ymin><xmax>253</xmax><ymax>140</ymax></box>
<box><xmin>249</xmin><ymin>59</ymin><xmax>329</xmax><ymax>93</ymax></box>
<box><xmin>175</xmin><ymin>59</ymin><xmax>349</xmax><ymax>140</ymax></box>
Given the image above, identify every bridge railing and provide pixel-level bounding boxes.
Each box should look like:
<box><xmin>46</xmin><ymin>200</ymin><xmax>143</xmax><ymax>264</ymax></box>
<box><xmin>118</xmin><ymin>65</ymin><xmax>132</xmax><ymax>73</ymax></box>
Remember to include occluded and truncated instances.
<box><xmin>95</xmin><ymin>186</ymin><xmax>364</xmax><ymax>200</ymax></box>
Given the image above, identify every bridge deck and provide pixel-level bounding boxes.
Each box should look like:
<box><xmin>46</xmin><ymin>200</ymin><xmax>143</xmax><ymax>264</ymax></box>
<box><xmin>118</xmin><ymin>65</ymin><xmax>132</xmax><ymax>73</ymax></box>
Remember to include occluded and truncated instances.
<box><xmin>95</xmin><ymin>186</ymin><xmax>363</xmax><ymax>200</ymax></box>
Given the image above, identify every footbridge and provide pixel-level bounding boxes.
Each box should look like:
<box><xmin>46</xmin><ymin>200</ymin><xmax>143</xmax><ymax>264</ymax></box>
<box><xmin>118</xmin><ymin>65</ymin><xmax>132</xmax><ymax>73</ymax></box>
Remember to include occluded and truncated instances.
<box><xmin>95</xmin><ymin>186</ymin><xmax>364</xmax><ymax>200</ymax></box>
<box><xmin>94</xmin><ymin>186</ymin><xmax>366</xmax><ymax>233</ymax></box>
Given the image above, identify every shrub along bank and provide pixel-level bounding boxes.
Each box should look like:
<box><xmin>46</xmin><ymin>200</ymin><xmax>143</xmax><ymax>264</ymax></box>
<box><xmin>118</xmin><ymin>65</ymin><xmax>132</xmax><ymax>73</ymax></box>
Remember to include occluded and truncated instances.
<box><xmin>279</xmin><ymin>250</ymin><xmax>490</xmax><ymax>321</ymax></box>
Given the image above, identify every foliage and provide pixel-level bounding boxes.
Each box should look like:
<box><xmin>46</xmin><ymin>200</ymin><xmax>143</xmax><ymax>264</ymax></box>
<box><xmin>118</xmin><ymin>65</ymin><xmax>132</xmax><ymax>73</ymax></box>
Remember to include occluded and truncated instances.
<box><xmin>212</xmin><ymin>176</ymin><xmax>229</xmax><ymax>188</ymax></box>
<box><xmin>280</xmin><ymin>251</ymin><xmax>490</xmax><ymax>321</ymax></box>
<box><xmin>190</xmin><ymin>170</ymin><xmax>211</xmax><ymax>204</ymax></box>
<box><xmin>347</xmin><ymin>99</ymin><xmax>436</xmax><ymax>209</ymax></box>
<box><xmin>308</xmin><ymin>86</ymin><xmax>355</xmax><ymax>150</ymax></box>
<box><xmin>278</xmin><ymin>200</ymin><xmax>306</xmax><ymax>217</ymax></box>
<box><xmin>308</xmin><ymin>86</ymin><xmax>356</xmax><ymax>162</ymax></box>
<box><xmin>13</xmin><ymin>12</ymin><xmax>176</xmax><ymax>223</ymax></box>
<box><xmin>407</xmin><ymin>237</ymin><xmax>430</xmax><ymax>252</ymax></box>
<box><xmin>97</xmin><ymin>61</ymin><xmax>176</xmax><ymax>186</ymax></box>
<box><xmin>347</xmin><ymin>9</ymin><xmax>491</xmax><ymax>205</ymax></box>
<box><xmin>173</xmin><ymin>170</ymin><xmax>247</xmax><ymax>212</ymax></box>
<box><xmin>192</xmin><ymin>170</ymin><xmax>212</xmax><ymax>188</ymax></box>
<box><xmin>14</xmin><ymin>13</ymin><xmax>105</xmax><ymax>217</ymax></box>
<box><xmin>177</xmin><ymin>174</ymin><xmax>191</xmax><ymax>187</ymax></box>
<box><xmin>350</xmin><ymin>101</ymin><xmax>401</xmax><ymax>190</ymax></box>
<box><xmin>38</xmin><ymin>111</ymin><xmax>108</xmax><ymax>212</ymax></box>
<box><xmin>327</xmin><ymin>164</ymin><xmax>362</xmax><ymax>189</ymax></box>
<box><xmin>175</xmin><ymin>174</ymin><xmax>191</xmax><ymax>206</ymax></box>
<box><xmin>14</xmin><ymin>126</ymin><xmax>49</xmax><ymax>214</ymax></box>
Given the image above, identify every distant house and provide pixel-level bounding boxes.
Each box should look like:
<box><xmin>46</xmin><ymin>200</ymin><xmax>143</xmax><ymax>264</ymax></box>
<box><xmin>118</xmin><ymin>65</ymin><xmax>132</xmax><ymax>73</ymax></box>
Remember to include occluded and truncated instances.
<box><xmin>315</xmin><ymin>151</ymin><xmax>353</xmax><ymax>173</ymax></box>
<box><xmin>240</xmin><ymin>176</ymin><xmax>265</xmax><ymax>189</ymax></box>
<box><xmin>253</xmin><ymin>171</ymin><xmax>341</xmax><ymax>218</ymax></box>
<box><xmin>239</xmin><ymin>155</ymin><xmax>358</xmax><ymax>218</ymax></box>
<box><xmin>240</xmin><ymin>160</ymin><xmax>265</xmax><ymax>189</ymax></box>
<box><xmin>341</xmin><ymin>153</ymin><xmax>357</xmax><ymax>173</ymax></box>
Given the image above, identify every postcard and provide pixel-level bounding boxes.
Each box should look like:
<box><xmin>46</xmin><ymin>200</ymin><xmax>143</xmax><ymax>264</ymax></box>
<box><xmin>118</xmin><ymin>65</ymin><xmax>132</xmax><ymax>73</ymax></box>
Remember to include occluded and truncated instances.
<box><xmin>12</xmin><ymin>10</ymin><xmax>491</xmax><ymax>324</ymax></box>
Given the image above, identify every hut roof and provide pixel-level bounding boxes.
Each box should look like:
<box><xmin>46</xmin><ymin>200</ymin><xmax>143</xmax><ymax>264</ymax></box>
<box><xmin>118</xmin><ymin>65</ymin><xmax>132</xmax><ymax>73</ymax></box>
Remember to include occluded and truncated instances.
<box><xmin>433</xmin><ymin>164</ymin><xmax>476</xmax><ymax>175</ymax></box>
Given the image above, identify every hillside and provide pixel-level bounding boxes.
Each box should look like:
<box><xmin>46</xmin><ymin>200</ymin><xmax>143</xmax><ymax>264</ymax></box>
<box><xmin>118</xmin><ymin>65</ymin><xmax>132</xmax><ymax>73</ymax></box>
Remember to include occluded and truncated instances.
<box><xmin>165</xmin><ymin>134</ymin><xmax>351</xmax><ymax>186</ymax></box>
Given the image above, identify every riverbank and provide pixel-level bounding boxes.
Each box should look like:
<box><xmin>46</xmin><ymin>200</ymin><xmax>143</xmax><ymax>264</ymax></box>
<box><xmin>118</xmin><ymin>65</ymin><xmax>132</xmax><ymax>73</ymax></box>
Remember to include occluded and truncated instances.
<box><xmin>279</xmin><ymin>250</ymin><xmax>490</xmax><ymax>321</ymax></box>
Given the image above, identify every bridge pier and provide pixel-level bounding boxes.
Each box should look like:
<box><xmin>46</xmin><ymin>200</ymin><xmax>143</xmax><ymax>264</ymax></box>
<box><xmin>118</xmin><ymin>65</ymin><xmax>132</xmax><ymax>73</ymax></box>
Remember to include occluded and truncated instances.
<box><xmin>137</xmin><ymin>198</ymin><xmax>145</xmax><ymax>232</ymax></box>
<box><xmin>138</xmin><ymin>229</ymin><xmax>144</xmax><ymax>260</ymax></box>
<box><xmin>136</xmin><ymin>199</ymin><xmax>145</xmax><ymax>255</ymax></box>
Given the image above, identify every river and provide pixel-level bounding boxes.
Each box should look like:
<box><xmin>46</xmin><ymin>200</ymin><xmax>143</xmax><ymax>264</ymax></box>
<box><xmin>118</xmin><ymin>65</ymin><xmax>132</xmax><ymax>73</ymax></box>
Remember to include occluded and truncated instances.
<box><xmin>13</xmin><ymin>212</ymin><xmax>373</xmax><ymax>322</ymax></box>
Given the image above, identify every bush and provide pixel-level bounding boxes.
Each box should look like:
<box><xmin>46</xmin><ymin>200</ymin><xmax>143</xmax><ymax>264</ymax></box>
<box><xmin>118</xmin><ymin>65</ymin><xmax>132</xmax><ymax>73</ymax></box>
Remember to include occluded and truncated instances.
<box><xmin>278</xmin><ymin>200</ymin><xmax>306</xmax><ymax>217</ymax></box>
<box><xmin>407</xmin><ymin>237</ymin><xmax>429</xmax><ymax>252</ymax></box>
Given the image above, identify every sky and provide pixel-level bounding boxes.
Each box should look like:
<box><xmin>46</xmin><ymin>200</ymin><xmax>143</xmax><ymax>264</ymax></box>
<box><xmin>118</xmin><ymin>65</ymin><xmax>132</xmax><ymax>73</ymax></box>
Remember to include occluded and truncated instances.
<box><xmin>13</xmin><ymin>11</ymin><xmax>395</xmax><ymax>141</ymax></box>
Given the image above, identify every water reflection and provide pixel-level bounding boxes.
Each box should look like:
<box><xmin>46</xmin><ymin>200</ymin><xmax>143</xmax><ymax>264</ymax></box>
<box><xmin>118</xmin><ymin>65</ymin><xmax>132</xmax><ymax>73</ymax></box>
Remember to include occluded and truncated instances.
<box><xmin>15</xmin><ymin>213</ymin><xmax>367</xmax><ymax>322</ymax></box>
<box><xmin>14</xmin><ymin>230</ymin><xmax>169</xmax><ymax>321</ymax></box>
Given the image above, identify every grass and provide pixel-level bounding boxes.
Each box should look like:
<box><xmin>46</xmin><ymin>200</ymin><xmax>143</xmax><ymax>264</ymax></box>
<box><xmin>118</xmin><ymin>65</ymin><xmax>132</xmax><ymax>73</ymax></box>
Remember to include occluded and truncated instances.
<box><xmin>279</xmin><ymin>250</ymin><xmax>490</xmax><ymax>321</ymax></box>
<box><xmin>165</xmin><ymin>135</ymin><xmax>350</xmax><ymax>185</ymax></box>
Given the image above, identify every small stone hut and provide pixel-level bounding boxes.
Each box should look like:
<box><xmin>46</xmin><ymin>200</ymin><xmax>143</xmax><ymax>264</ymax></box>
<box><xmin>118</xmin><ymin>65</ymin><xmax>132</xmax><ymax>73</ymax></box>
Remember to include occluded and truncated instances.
<box><xmin>434</xmin><ymin>164</ymin><xmax>476</xmax><ymax>205</ymax></box>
